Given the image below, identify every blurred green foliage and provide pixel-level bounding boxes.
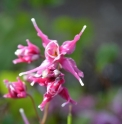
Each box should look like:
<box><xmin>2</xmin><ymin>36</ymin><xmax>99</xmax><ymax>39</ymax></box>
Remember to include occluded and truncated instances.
<box><xmin>95</xmin><ymin>43</ymin><xmax>119</xmax><ymax>72</ymax></box>
<box><xmin>0</xmin><ymin>0</ymin><xmax>64</xmax><ymax>10</ymax></box>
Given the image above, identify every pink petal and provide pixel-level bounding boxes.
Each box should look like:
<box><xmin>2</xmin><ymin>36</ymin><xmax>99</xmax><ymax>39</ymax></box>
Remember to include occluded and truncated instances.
<box><xmin>68</xmin><ymin>58</ymin><xmax>84</xmax><ymax>77</ymax></box>
<box><xmin>31</xmin><ymin>18</ymin><xmax>50</xmax><ymax>48</ymax></box>
<box><xmin>13</xmin><ymin>58</ymin><xmax>26</xmax><ymax>64</ymax></box>
<box><xmin>59</xmin><ymin>87</ymin><xmax>77</xmax><ymax>107</ymax></box>
<box><xmin>26</xmin><ymin>39</ymin><xmax>40</xmax><ymax>54</ymax></box>
<box><xmin>17</xmin><ymin>92</ymin><xmax>26</xmax><ymax>98</ymax></box>
<box><xmin>3</xmin><ymin>93</ymin><xmax>11</xmax><ymax>98</ymax></box>
<box><xmin>38</xmin><ymin>93</ymin><xmax>52</xmax><ymax>111</ymax></box>
<box><xmin>60</xmin><ymin>25</ymin><xmax>86</xmax><ymax>55</ymax></box>
<box><xmin>60</xmin><ymin>57</ymin><xmax>84</xmax><ymax>86</ymax></box>
<box><xmin>19</xmin><ymin>59</ymin><xmax>52</xmax><ymax>76</ymax></box>
<box><xmin>45</xmin><ymin>40</ymin><xmax>60</xmax><ymax>61</ymax></box>
<box><xmin>18</xmin><ymin>44</ymin><xmax>25</xmax><ymax>49</ymax></box>
<box><xmin>28</xmin><ymin>75</ymin><xmax>47</xmax><ymax>86</ymax></box>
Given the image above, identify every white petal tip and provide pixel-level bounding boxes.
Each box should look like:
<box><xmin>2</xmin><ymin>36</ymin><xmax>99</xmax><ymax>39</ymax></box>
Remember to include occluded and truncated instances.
<box><xmin>31</xmin><ymin>18</ymin><xmax>35</xmax><ymax>22</ymax></box>
<box><xmin>19</xmin><ymin>73</ymin><xmax>23</xmax><ymax>76</ymax></box>
<box><xmin>61</xmin><ymin>104</ymin><xmax>65</xmax><ymax>107</ymax></box>
<box><xmin>38</xmin><ymin>105</ymin><xmax>43</xmax><ymax>111</ymax></box>
<box><xmin>15</xmin><ymin>49</ymin><xmax>22</xmax><ymax>56</ymax></box>
<box><xmin>54</xmin><ymin>69</ymin><xmax>60</xmax><ymax>76</ymax></box>
<box><xmin>19</xmin><ymin>108</ymin><xmax>24</xmax><ymax>113</ymax></box>
<box><xmin>13</xmin><ymin>60</ymin><xmax>17</xmax><ymax>64</ymax></box>
<box><xmin>61</xmin><ymin>102</ymin><xmax>69</xmax><ymax>107</ymax></box>
<box><xmin>26</xmin><ymin>39</ymin><xmax>29</xmax><ymax>42</ymax></box>
<box><xmin>3</xmin><ymin>95</ymin><xmax>7</xmax><ymax>98</ymax></box>
<box><xmin>81</xmin><ymin>25</ymin><xmax>87</xmax><ymax>33</ymax></box>
<box><xmin>30</xmin><ymin>81</ymin><xmax>35</xmax><ymax>86</ymax></box>
<box><xmin>79</xmin><ymin>79</ymin><xmax>84</xmax><ymax>86</ymax></box>
<box><xmin>84</xmin><ymin>25</ymin><xmax>87</xmax><ymax>29</ymax></box>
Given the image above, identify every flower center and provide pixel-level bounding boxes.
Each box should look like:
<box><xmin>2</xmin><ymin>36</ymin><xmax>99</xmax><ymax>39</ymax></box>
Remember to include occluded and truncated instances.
<box><xmin>53</xmin><ymin>49</ymin><xmax>58</xmax><ymax>57</ymax></box>
<box><xmin>45</xmin><ymin>41</ymin><xmax>59</xmax><ymax>59</ymax></box>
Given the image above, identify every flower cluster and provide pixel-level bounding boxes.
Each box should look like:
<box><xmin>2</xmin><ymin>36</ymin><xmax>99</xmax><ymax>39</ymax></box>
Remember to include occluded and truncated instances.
<box><xmin>3</xmin><ymin>77</ymin><xmax>27</xmax><ymax>98</ymax></box>
<box><xmin>3</xmin><ymin>18</ymin><xmax>86</xmax><ymax>111</ymax></box>
<box><xmin>13</xmin><ymin>39</ymin><xmax>40</xmax><ymax>64</ymax></box>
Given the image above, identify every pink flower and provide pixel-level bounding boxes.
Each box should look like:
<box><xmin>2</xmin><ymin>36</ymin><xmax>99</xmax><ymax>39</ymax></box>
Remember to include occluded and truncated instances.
<box><xmin>13</xmin><ymin>39</ymin><xmax>40</xmax><ymax>64</ymax></box>
<box><xmin>24</xmin><ymin>68</ymin><xmax>61</xmax><ymax>86</ymax></box>
<box><xmin>38</xmin><ymin>73</ymin><xmax>76</xmax><ymax>111</ymax></box>
<box><xmin>19</xmin><ymin>18</ymin><xmax>86</xmax><ymax>86</ymax></box>
<box><xmin>3</xmin><ymin>77</ymin><xmax>27</xmax><ymax>98</ymax></box>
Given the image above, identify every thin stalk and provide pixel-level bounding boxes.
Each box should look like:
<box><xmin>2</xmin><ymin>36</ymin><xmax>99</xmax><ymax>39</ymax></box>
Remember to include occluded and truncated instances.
<box><xmin>41</xmin><ymin>102</ymin><xmax>50</xmax><ymax>124</ymax></box>
<box><xmin>27</xmin><ymin>94</ymin><xmax>41</xmax><ymax>122</ymax></box>
<box><xmin>19</xmin><ymin>108</ymin><xmax>30</xmax><ymax>124</ymax></box>
<box><xmin>67</xmin><ymin>105</ymin><xmax>72</xmax><ymax>124</ymax></box>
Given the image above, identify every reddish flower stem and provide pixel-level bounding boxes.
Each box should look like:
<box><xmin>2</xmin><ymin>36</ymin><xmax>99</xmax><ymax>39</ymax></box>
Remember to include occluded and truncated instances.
<box><xmin>27</xmin><ymin>94</ymin><xmax>41</xmax><ymax>122</ymax></box>
<box><xmin>41</xmin><ymin>102</ymin><xmax>50</xmax><ymax>124</ymax></box>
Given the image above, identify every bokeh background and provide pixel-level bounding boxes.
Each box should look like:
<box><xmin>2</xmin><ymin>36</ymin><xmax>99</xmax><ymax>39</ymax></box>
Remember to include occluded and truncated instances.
<box><xmin>0</xmin><ymin>0</ymin><xmax>122</xmax><ymax>124</ymax></box>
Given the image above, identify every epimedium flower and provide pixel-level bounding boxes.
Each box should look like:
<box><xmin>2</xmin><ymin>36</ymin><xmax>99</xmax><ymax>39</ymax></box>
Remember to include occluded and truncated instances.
<box><xmin>38</xmin><ymin>72</ymin><xmax>76</xmax><ymax>111</ymax></box>
<box><xmin>24</xmin><ymin>68</ymin><xmax>76</xmax><ymax>111</ymax></box>
<box><xmin>19</xmin><ymin>18</ymin><xmax>86</xmax><ymax>86</ymax></box>
<box><xmin>13</xmin><ymin>39</ymin><xmax>40</xmax><ymax>64</ymax></box>
<box><xmin>25</xmin><ymin>68</ymin><xmax>62</xmax><ymax>86</ymax></box>
<box><xmin>3</xmin><ymin>77</ymin><xmax>27</xmax><ymax>98</ymax></box>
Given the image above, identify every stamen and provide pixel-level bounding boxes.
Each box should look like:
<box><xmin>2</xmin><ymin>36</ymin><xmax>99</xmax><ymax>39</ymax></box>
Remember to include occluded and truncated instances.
<box><xmin>42</xmin><ymin>70</ymin><xmax>48</xmax><ymax>78</ymax></box>
<box><xmin>54</xmin><ymin>69</ymin><xmax>60</xmax><ymax>76</ymax></box>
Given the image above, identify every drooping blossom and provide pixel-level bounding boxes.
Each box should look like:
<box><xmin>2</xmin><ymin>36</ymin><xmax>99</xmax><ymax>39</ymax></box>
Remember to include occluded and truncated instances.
<box><xmin>24</xmin><ymin>68</ymin><xmax>61</xmax><ymax>86</ymax></box>
<box><xmin>19</xmin><ymin>18</ymin><xmax>86</xmax><ymax>86</ymax></box>
<box><xmin>3</xmin><ymin>77</ymin><xmax>27</xmax><ymax>98</ymax></box>
<box><xmin>33</xmin><ymin>69</ymin><xmax>77</xmax><ymax>111</ymax></box>
<box><xmin>13</xmin><ymin>39</ymin><xmax>40</xmax><ymax>64</ymax></box>
<box><xmin>39</xmin><ymin>78</ymin><xmax>76</xmax><ymax>111</ymax></box>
